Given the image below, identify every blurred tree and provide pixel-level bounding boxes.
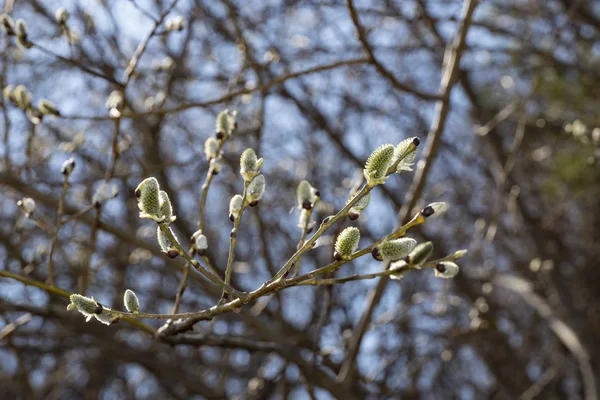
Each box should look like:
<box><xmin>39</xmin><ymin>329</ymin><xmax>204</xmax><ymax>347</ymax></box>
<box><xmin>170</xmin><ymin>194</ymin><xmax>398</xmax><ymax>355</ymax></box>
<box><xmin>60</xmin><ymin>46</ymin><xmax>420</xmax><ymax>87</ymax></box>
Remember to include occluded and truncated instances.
<box><xmin>1</xmin><ymin>0</ymin><xmax>599</xmax><ymax>399</ymax></box>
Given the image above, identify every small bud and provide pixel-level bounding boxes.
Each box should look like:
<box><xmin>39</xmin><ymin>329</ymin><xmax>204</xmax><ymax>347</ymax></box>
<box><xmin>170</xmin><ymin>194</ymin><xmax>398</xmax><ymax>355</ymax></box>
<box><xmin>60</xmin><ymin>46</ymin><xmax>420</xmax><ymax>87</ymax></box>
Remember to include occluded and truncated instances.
<box><xmin>15</xmin><ymin>19</ymin><xmax>32</xmax><ymax>49</ymax></box>
<box><xmin>297</xmin><ymin>180</ymin><xmax>317</xmax><ymax>210</ymax></box>
<box><xmin>364</xmin><ymin>144</ymin><xmax>394</xmax><ymax>185</ymax></box>
<box><xmin>157</xmin><ymin>226</ymin><xmax>178</xmax><ymax>254</ymax></box>
<box><xmin>376</xmin><ymin>238</ymin><xmax>417</xmax><ymax>261</ymax></box>
<box><xmin>105</xmin><ymin>90</ymin><xmax>123</xmax><ymax>110</ymax></box>
<box><xmin>158</xmin><ymin>190</ymin><xmax>176</xmax><ymax>223</ymax></box>
<box><xmin>38</xmin><ymin>99</ymin><xmax>60</xmax><ymax>116</ymax></box>
<box><xmin>420</xmin><ymin>202</ymin><xmax>448</xmax><ymax>218</ymax></box>
<box><xmin>25</xmin><ymin>108</ymin><xmax>43</xmax><ymax>125</ymax></box>
<box><xmin>209</xmin><ymin>158</ymin><xmax>221</xmax><ymax>175</ymax></box>
<box><xmin>55</xmin><ymin>8</ymin><xmax>69</xmax><ymax>25</ymax></box>
<box><xmin>453</xmin><ymin>249</ymin><xmax>468</xmax><ymax>259</ymax></box>
<box><xmin>191</xmin><ymin>230</ymin><xmax>208</xmax><ymax>253</ymax></box>
<box><xmin>17</xmin><ymin>197</ymin><xmax>36</xmax><ymax>215</ymax></box>
<box><xmin>136</xmin><ymin>177</ymin><xmax>161</xmax><ymax>220</ymax></box>
<box><xmin>61</xmin><ymin>158</ymin><xmax>76</xmax><ymax>176</ymax></box>
<box><xmin>434</xmin><ymin>261</ymin><xmax>460</xmax><ymax>279</ymax></box>
<box><xmin>165</xmin><ymin>16</ymin><xmax>185</xmax><ymax>32</ymax></box>
<box><xmin>389</xmin><ymin>260</ymin><xmax>408</xmax><ymax>280</ymax></box>
<box><xmin>15</xmin><ymin>19</ymin><xmax>27</xmax><ymax>37</ymax></box>
<box><xmin>94</xmin><ymin>310</ymin><xmax>119</xmax><ymax>325</ymax></box>
<box><xmin>166</xmin><ymin>249</ymin><xmax>179</xmax><ymax>258</ymax></box>
<box><xmin>334</xmin><ymin>226</ymin><xmax>360</xmax><ymax>260</ymax></box>
<box><xmin>297</xmin><ymin>209</ymin><xmax>315</xmax><ymax>231</ymax></box>
<box><xmin>405</xmin><ymin>242</ymin><xmax>433</xmax><ymax>266</ymax></box>
<box><xmin>240</xmin><ymin>148</ymin><xmax>263</xmax><ymax>182</ymax></box>
<box><xmin>204</xmin><ymin>137</ymin><xmax>219</xmax><ymax>159</ymax></box>
<box><xmin>0</xmin><ymin>14</ymin><xmax>15</xmax><ymax>35</ymax></box>
<box><xmin>13</xmin><ymin>85</ymin><xmax>31</xmax><ymax>109</ymax></box>
<box><xmin>215</xmin><ymin>109</ymin><xmax>238</xmax><ymax>138</ymax></box>
<box><xmin>394</xmin><ymin>137</ymin><xmax>419</xmax><ymax>172</ymax></box>
<box><xmin>347</xmin><ymin>191</ymin><xmax>370</xmax><ymax>220</ymax></box>
<box><xmin>229</xmin><ymin>194</ymin><xmax>243</xmax><ymax>220</ymax></box>
<box><xmin>92</xmin><ymin>182</ymin><xmax>118</xmax><ymax>206</ymax></box>
<box><xmin>123</xmin><ymin>289</ymin><xmax>140</xmax><ymax>313</ymax></box>
<box><xmin>67</xmin><ymin>303</ymin><xmax>76</xmax><ymax>311</ymax></box>
<box><xmin>2</xmin><ymin>85</ymin><xmax>14</xmax><ymax>101</ymax></box>
<box><xmin>247</xmin><ymin>174</ymin><xmax>265</xmax><ymax>203</ymax></box>
<box><xmin>69</xmin><ymin>294</ymin><xmax>102</xmax><ymax>317</ymax></box>
<box><xmin>371</xmin><ymin>247</ymin><xmax>382</xmax><ymax>261</ymax></box>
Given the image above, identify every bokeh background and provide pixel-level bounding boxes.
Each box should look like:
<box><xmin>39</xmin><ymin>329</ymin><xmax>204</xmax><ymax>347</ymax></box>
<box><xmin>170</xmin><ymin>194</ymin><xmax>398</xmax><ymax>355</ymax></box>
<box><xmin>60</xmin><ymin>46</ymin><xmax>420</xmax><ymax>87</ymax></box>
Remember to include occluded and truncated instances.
<box><xmin>1</xmin><ymin>0</ymin><xmax>600</xmax><ymax>399</ymax></box>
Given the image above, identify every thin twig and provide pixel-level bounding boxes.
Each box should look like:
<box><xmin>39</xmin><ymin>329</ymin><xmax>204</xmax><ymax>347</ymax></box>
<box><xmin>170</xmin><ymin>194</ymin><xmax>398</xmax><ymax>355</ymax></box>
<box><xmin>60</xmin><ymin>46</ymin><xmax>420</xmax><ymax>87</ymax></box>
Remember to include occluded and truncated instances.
<box><xmin>47</xmin><ymin>173</ymin><xmax>70</xmax><ymax>285</ymax></box>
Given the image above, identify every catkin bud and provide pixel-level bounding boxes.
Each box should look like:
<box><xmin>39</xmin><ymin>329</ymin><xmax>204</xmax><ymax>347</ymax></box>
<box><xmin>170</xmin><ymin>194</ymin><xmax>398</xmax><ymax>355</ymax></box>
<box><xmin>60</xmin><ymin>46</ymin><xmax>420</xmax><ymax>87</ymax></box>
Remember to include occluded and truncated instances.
<box><xmin>15</xmin><ymin>19</ymin><xmax>32</xmax><ymax>49</ymax></box>
<box><xmin>61</xmin><ymin>158</ymin><xmax>76</xmax><ymax>176</ymax></box>
<box><xmin>13</xmin><ymin>85</ymin><xmax>31</xmax><ymax>109</ymax></box>
<box><xmin>0</xmin><ymin>14</ymin><xmax>15</xmax><ymax>35</ymax></box>
<box><xmin>15</xmin><ymin>18</ymin><xmax>27</xmax><ymax>37</ymax></box>
<box><xmin>405</xmin><ymin>242</ymin><xmax>433</xmax><ymax>266</ymax></box>
<box><xmin>25</xmin><ymin>108</ymin><xmax>42</xmax><ymax>125</ymax></box>
<box><xmin>434</xmin><ymin>261</ymin><xmax>460</xmax><ymax>279</ymax></box>
<box><xmin>364</xmin><ymin>144</ymin><xmax>394</xmax><ymax>185</ymax></box>
<box><xmin>394</xmin><ymin>137</ymin><xmax>419</xmax><ymax>172</ymax></box>
<box><xmin>38</xmin><ymin>99</ymin><xmax>60</xmax><ymax>116</ymax></box>
<box><xmin>158</xmin><ymin>190</ymin><xmax>176</xmax><ymax>223</ymax></box>
<box><xmin>240</xmin><ymin>148</ymin><xmax>263</xmax><ymax>182</ymax></box>
<box><xmin>105</xmin><ymin>90</ymin><xmax>123</xmax><ymax>110</ymax></box>
<box><xmin>69</xmin><ymin>294</ymin><xmax>102</xmax><ymax>317</ymax></box>
<box><xmin>215</xmin><ymin>109</ymin><xmax>237</xmax><ymax>139</ymax></box>
<box><xmin>204</xmin><ymin>137</ymin><xmax>219</xmax><ymax>159</ymax></box>
<box><xmin>334</xmin><ymin>226</ymin><xmax>360</xmax><ymax>261</ymax></box>
<box><xmin>157</xmin><ymin>226</ymin><xmax>177</xmax><ymax>254</ymax></box>
<box><xmin>347</xmin><ymin>191</ymin><xmax>370</xmax><ymax>220</ymax></box>
<box><xmin>55</xmin><ymin>8</ymin><xmax>69</xmax><ymax>25</ymax></box>
<box><xmin>209</xmin><ymin>158</ymin><xmax>221</xmax><ymax>175</ymax></box>
<box><xmin>297</xmin><ymin>209</ymin><xmax>315</xmax><ymax>231</ymax></box>
<box><xmin>229</xmin><ymin>194</ymin><xmax>243</xmax><ymax>221</ymax></box>
<box><xmin>373</xmin><ymin>238</ymin><xmax>417</xmax><ymax>261</ymax></box>
<box><xmin>17</xmin><ymin>197</ymin><xmax>36</xmax><ymax>215</ymax></box>
<box><xmin>2</xmin><ymin>85</ymin><xmax>14</xmax><ymax>101</ymax></box>
<box><xmin>92</xmin><ymin>182</ymin><xmax>118</xmax><ymax>206</ymax></box>
<box><xmin>123</xmin><ymin>289</ymin><xmax>140</xmax><ymax>313</ymax></box>
<box><xmin>136</xmin><ymin>177</ymin><xmax>161</xmax><ymax>220</ymax></box>
<box><xmin>165</xmin><ymin>16</ymin><xmax>185</xmax><ymax>32</ymax></box>
<box><xmin>420</xmin><ymin>202</ymin><xmax>448</xmax><ymax>218</ymax></box>
<box><xmin>453</xmin><ymin>249</ymin><xmax>468</xmax><ymax>259</ymax></box>
<box><xmin>246</xmin><ymin>174</ymin><xmax>265</xmax><ymax>205</ymax></box>
<box><xmin>93</xmin><ymin>310</ymin><xmax>119</xmax><ymax>325</ymax></box>
<box><xmin>190</xmin><ymin>230</ymin><xmax>208</xmax><ymax>254</ymax></box>
<box><xmin>297</xmin><ymin>180</ymin><xmax>317</xmax><ymax>210</ymax></box>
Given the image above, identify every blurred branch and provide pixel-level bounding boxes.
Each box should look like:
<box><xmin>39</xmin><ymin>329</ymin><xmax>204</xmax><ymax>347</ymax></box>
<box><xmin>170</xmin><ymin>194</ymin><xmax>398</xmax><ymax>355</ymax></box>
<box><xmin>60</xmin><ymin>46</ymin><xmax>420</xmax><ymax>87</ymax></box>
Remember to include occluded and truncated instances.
<box><xmin>346</xmin><ymin>0</ymin><xmax>441</xmax><ymax>101</ymax></box>
<box><xmin>494</xmin><ymin>274</ymin><xmax>597</xmax><ymax>400</ymax></box>
<box><xmin>338</xmin><ymin>0</ymin><xmax>478</xmax><ymax>385</ymax></box>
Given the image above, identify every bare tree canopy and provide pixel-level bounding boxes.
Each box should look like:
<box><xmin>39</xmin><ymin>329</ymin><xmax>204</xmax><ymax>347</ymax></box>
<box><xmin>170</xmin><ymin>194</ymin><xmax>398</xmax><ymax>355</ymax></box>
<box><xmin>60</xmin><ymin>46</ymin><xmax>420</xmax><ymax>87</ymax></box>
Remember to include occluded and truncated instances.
<box><xmin>1</xmin><ymin>0</ymin><xmax>599</xmax><ymax>399</ymax></box>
